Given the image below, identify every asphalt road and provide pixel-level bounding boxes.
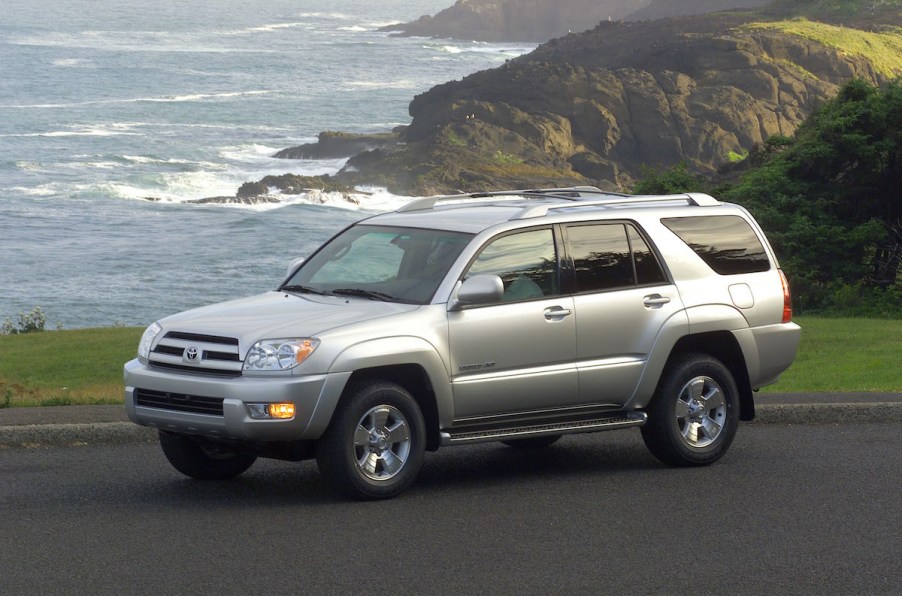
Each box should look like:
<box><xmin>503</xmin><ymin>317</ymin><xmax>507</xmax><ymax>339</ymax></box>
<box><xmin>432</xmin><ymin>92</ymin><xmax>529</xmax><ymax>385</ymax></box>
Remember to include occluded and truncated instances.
<box><xmin>1</xmin><ymin>421</ymin><xmax>899</xmax><ymax>595</ymax></box>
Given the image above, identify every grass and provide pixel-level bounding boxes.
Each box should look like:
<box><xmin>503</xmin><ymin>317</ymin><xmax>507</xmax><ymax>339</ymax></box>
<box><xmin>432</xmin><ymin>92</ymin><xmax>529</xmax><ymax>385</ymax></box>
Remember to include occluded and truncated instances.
<box><xmin>745</xmin><ymin>19</ymin><xmax>902</xmax><ymax>77</ymax></box>
<box><xmin>762</xmin><ymin>316</ymin><xmax>902</xmax><ymax>392</ymax></box>
<box><xmin>0</xmin><ymin>318</ymin><xmax>899</xmax><ymax>408</ymax></box>
<box><xmin>0</xmin><ymin>327</ymin><xmax>142</xmax><ymax>407</ymax></box>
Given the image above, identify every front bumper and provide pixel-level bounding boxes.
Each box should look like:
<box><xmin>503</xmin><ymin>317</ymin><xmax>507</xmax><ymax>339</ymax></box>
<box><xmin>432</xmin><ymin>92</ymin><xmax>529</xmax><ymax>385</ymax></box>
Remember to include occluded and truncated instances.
<box><xmin>124</xmin><ymin>359</ymin><xmax>350</xmax><ymax>441</ymax></box>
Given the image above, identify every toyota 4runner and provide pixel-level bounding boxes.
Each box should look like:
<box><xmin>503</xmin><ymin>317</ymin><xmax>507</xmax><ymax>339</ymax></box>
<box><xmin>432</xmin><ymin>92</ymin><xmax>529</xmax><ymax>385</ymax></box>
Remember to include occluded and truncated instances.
<box><xmin>124</xmin><ymin>187</ymin><xmax>801</xmax><ymax>499</ymax></box>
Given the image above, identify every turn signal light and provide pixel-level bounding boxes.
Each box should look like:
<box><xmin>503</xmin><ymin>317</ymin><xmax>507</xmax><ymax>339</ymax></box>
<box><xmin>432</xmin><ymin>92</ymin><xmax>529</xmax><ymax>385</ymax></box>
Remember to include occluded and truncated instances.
<box><xmin>267</xmin><ymin>403</ymin><xmax>296</xmax><ymax>419</ymax></box>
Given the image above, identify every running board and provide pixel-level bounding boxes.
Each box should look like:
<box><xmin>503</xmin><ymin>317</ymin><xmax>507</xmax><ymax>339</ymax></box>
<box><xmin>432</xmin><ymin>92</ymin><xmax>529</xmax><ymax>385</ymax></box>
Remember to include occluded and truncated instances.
<box><xmin>440</xmin><ymin>412</ymin><xmax>647</xmax><ymax>446</ymax></box>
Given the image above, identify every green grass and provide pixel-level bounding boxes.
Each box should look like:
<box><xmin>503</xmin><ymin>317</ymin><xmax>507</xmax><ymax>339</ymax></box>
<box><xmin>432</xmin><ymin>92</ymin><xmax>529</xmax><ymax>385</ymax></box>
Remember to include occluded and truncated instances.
<box><xmin>763</xmin><ymin>317</ymin><xmax>902</xmax><ymax>393</ymax></box>
<box><xmin>0</xmin><ymin>318</ymin><xmax>899</xmax><ymax>407</ymax></box>
<box><xmin>0</xmin><ymin>327</ymin><xmax>142</xmax><ymax>407</ymax></box>
<box><xmin>745</xmin><ymin>19</ymin><xmax>902</xmax><ymax>77</ymax></box>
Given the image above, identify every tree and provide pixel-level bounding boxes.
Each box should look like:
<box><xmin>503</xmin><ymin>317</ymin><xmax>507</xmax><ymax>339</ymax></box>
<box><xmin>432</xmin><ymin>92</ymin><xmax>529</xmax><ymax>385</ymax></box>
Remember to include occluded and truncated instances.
<box><xmin>723</xmin><ymin>78</ymin><xmax>901</xmax><ymax>314</ymax></box>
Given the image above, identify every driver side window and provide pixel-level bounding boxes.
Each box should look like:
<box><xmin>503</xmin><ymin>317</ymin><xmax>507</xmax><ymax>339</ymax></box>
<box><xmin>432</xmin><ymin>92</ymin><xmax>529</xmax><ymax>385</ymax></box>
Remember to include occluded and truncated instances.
<box><xmin>465</xmin><ymin>228</ymin><xmax>559</xmax><ymax>301</ymax></box>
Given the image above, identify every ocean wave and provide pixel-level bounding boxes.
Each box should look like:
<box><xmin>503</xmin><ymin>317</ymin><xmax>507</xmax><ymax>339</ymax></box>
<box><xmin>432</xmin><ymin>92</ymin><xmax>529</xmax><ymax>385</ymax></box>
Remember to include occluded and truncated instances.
<box><xmin>1</xmin><ymin>128</ymin><xmax>141</xmax><ymax>138</ymax></box>
<box><xmin>4</xmin><ymin>185</ymin><xmax>58</xmax><ymax>197</ymax></box>
<box><xmin>343</xmin><ymin>79</ymin><xmax>419</xmax><ymax>90</ymax></box>
<box><xmin>137</xmin><ymin>90</ymin><xmax>273</xmax><ymax>103</ymax></box>
<box><xmin>241</xmin><ymin>22</ymin><xmax>311</xmax><ymax>34</ymax></box>
<box><xmin>426</xmin><ymin>42</ymin><xmax>537</xmax><ymax>57</ymax></box>
<box><xmin>296</xmin><ymin>12</ymin><xmax>354</xmax><ymax>20</ymax></box>
<box><xmin>7</xmin><ymin>30</ymin><xmax>280</xmax><ymax>54</ymax></box>
<box><xmin>1</xmin><ymin>90</ymin><xmax>274</xmax><ymax>109</ymax></box>
<box><xmin>51</xmin><ymin>58</ymin><xmax>94</xmax><ymax>68</ymax></box>
<box><xmin>194</xmin><ymin>188</ymin><xmax>414</xmax><ymax>214</ymax></box>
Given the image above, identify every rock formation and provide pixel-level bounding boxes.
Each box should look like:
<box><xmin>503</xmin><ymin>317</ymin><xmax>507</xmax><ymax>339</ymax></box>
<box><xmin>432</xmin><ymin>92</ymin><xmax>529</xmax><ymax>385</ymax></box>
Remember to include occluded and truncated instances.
<box><xmin>385</xmin><ymin>0</ymin><xmax>773</xmax><ymax>42</ymax></box>
<box><xmin>256</xmin><ymin>2</ymin><xmax>902</xmax><ymax>197</ymax></box>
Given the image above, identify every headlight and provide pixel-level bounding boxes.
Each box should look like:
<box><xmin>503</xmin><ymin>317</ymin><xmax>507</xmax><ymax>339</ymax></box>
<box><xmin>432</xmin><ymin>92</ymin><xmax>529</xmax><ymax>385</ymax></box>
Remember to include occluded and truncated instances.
<box><xmin>137</xmin><ymin>322</ymin><xmax>163</xmax><ymax>360</ymax></box>
<box><xmin>243</xmin><ymin>338</ymin><xmax>319</xmax><ymax>372</ymax></box>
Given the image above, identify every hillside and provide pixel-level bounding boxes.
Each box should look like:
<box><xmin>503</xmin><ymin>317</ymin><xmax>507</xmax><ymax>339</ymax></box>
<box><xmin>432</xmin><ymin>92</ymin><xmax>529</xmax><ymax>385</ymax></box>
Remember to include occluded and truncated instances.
<box><xmin>385</xmin><ymin>0</ymin><xmax>773</xmax><ymax>42</ymax></box>
<box><xmin>384</xmin><ymin>0</ymin><xmax>647</xmax><ymax>42</ymax></box>
<box><xmin>249</xmin><ymin>1</ymin><xmax>902</xmax><ymax>197</ymax></box>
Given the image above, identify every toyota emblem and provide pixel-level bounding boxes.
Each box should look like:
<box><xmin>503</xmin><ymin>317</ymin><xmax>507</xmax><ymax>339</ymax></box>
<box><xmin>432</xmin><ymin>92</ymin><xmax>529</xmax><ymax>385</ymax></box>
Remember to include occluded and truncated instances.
<box><xmin>185</xmin><ymin>347</ymin><xmax>199</xmax><ymax>361</ymax></box>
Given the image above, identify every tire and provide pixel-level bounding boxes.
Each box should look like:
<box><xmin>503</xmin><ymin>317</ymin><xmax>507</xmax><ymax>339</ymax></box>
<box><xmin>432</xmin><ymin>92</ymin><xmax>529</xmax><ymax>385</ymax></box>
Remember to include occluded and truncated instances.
<box><xmin>501</xmin><ymin>434</ymin><xmax>562</xmax><ymax>449</ymax></box>
<box><xmin>641</xmin><ymin>353</ymin><xmax>739</xmax><ymax>467</ymax></box>
<box><xmin>159</xmin><ymin>431</ymin><xmax>257</xmax><ymax>480</ymax></box>
<box><xmin>316</xmin><ymin>380</ymin><xmax>426</xmax><ymax>500</ymax></box>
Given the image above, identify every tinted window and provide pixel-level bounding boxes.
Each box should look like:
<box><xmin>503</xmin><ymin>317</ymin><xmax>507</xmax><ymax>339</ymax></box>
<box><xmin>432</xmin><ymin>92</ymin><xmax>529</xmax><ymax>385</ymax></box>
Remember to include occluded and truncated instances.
<box><xmin>568</xmin><ymin>224</ymin><xmax>633</xmax><ymax>291</ymax></box>
<box><xmin>567</xmin><ymin>223</ymin><xmax>668</xmax><ymax>292</ymax></box>
<box><xmin>662</xmin><ymin>215</ymin><xmax>770</xmax><ymax>275</ymax></box>
<box><xmin>628</xmin><ymin>226</ymin><xmax>668</xmax><ymax>285</ymax></box>
<box><xmin>466</xmin><ymin>228</ymin><xmax>558</xmax><ymax>301</ymax></box>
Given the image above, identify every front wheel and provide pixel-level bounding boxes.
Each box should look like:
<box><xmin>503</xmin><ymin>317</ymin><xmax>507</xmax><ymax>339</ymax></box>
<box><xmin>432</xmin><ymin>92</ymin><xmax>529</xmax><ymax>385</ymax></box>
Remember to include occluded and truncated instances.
<box><xmin>641</xmin><ymin>353</ymin><xmax>739</xmax><ymax>467</ymax></box>
<box><xmin>316</xmin><ymin>380</ymin><xmax>425</xmax><ymax>500</ymax></box>
<box><xmin>159</xmin><ymin>431</ymin><xmax>257</xmax><ymax>479</ymax></box>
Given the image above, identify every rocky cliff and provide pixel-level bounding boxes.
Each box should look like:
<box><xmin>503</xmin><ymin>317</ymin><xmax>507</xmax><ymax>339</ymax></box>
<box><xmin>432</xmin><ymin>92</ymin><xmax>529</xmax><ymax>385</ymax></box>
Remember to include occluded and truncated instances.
<box><xmin>385</xmin><ymin>0</ymin><xmax>646</xmax><ymax>42</ymax></box>
<box><xmin>329</xmin><ymin>6</ymin><xmax>902</xmax><ymax>194</ymax></box>
<box><xmin>386</xmin><ymin>0</ymin><xmax>773</xmax><ymax>42</ymax></box>
<box><xmin>245</xmin><ymin>2</ymin><xmax>902</xmax><ymax>200</ymax></box>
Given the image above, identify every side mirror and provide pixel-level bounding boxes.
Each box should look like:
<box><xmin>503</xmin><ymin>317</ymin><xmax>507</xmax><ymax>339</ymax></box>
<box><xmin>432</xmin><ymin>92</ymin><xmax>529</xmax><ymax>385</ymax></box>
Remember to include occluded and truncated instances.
<box><xmin>286</xmin><ymin>257</ymin><xmax>305</xmax><ymax>277</ymax></box>
<box><xmin>451</xmin><ymin>275</ymin><xmax>503</xmax><ymax>310</ymax></box>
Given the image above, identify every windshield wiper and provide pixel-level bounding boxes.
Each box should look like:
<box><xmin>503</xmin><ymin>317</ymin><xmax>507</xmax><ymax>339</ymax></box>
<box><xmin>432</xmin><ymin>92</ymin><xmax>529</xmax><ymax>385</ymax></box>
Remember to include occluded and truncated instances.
<box><xmin>331</xmin><ymin>288</ymin><xmax>396</xmax><ymax>302</ymax></box>
<box><xmin>281</xmin><ymin>284</ymin><xmax>331</xmax><ymax>296</ymax></box>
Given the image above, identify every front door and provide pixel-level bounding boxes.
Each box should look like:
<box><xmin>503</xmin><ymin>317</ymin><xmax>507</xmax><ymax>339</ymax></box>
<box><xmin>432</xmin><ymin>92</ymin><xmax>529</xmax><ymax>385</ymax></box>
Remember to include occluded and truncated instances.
<box><xmin>448</xmin><ymin>227</ymin><xmax>578</xmax><ymax>419</ymax></box>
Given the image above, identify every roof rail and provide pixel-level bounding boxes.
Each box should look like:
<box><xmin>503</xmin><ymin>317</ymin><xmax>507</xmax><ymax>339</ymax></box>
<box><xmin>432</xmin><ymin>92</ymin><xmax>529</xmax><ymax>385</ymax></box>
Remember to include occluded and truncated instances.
<box><xmin>513</xmin><ymin>192</ymin><xmax>721</xmax><ymax>219</ymax></box>
<box><xmin>395</xmin><ymin>186</ymin><xmax>623</xmax><ymax>213</ymax></box>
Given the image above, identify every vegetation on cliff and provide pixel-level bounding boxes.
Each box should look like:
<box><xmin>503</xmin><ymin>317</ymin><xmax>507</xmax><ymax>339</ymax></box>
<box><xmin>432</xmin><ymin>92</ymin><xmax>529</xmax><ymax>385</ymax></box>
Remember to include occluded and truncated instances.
<box><xmin>637</xmin><ymin>78</ymin><xmax>902</xmax><ymax>317</ymax></box>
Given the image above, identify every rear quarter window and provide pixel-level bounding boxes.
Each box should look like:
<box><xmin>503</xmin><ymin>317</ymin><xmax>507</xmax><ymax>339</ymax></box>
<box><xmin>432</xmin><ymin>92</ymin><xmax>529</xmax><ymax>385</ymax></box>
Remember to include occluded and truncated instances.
<box><xmin>661</xmin><ymin>215</ymin><xmax>770</xmax><ymax>275</ymax></box>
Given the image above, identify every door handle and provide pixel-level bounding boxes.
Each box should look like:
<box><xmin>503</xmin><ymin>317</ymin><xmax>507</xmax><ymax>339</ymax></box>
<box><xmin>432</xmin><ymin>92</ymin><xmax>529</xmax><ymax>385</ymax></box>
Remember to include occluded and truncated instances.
<box><xmin>544</xmin><ymin>306</ymin><xmax>573</xmax><ymax>320</ymax></box>
<box><xmin>643</xmin><ymin>294</ymin><xmax>671</xmax><ymax>308</ymax></box>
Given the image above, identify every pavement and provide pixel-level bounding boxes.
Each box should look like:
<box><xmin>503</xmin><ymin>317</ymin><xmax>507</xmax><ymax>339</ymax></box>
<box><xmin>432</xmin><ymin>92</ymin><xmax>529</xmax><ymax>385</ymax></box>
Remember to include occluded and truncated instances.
<box><xmin>0</xmin><ymin>392</ymin><xmax>900</xmax><ymax>449</ymax></box>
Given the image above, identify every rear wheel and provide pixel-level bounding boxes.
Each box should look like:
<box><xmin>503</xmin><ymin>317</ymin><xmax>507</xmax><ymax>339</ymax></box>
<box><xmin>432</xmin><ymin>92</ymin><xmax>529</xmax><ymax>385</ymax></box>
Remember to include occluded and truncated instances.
<box><xmin>641</xmin><ymin>353</ymin><xmax>739</xmax><ymax>466</ymax></box>
<box><xmin>316</xmin><ymin>380</ymin><xmax>425</xmax><ymax>500</ymax></box>
<box><xmin>159</xmin><ymin>431</ymin><xmax>257</xmax><ymax>479</ymax></box>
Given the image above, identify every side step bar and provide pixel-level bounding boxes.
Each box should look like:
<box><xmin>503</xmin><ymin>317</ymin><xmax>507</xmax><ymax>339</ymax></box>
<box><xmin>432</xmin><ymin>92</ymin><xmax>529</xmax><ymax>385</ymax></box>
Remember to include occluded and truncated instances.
<box><xmin>440</xmin><ymin>412</ymin><xmax>647</xmax><ymax>446</ymax></box>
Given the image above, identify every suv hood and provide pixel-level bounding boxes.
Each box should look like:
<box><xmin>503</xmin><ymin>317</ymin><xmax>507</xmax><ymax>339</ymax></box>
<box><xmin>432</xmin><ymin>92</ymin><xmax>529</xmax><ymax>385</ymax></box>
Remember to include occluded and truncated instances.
<box><xmin>158</xmin><ymin>291</ymin><xmax>419</xmax><ymax>348</ymax></box>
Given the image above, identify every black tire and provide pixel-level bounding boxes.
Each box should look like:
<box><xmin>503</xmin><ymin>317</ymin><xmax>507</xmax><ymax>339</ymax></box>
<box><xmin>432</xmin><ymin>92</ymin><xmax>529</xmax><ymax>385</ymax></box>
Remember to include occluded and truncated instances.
<box><xmin>159</xmin><ymin>431</ymin><xmax>257</xmax><ymax>480</ymax></box>
<box><xmin>316</xmin><ymin>380</ymin><xmax>426</xmax><ymax>500</ymax></box>
<box><xmin>501</xmin><ymin>434</ymin><xmax>562</xmax><ymax>449</ymax></box>
<box><xmin>641</xmin><ymin>353</ymin><xmax>739</xmax><ymax>467</ymax></box>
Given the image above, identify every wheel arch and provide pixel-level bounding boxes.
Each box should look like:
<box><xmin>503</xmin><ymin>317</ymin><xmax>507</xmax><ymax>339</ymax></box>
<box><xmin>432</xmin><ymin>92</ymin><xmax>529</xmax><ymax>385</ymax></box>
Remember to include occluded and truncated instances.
<box><xmin>345</xmin><ymin>364</ymin><xmax>442</xmax><ymax>451</ymax></box>
<box><xmin>666</xmin><ymin>332</ymin><xmax>755</xmax><ymax>421</ymax></box>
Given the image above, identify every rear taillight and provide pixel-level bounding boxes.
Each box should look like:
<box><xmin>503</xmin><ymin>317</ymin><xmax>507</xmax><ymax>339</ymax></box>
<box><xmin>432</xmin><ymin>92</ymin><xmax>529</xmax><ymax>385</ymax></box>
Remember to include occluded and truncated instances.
<box><xmin>779</xmin><ymin>269</ymin><xmax>792</xmax><ymax>323</ymax></box>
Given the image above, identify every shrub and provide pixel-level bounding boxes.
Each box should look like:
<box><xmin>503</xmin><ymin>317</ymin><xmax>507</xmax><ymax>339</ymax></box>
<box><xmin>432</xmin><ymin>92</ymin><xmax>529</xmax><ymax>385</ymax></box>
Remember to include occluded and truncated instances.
<box><xmin>1</xmin><ymin>307</ymin><xmax>47</xmax><ymax>334</ymax></box>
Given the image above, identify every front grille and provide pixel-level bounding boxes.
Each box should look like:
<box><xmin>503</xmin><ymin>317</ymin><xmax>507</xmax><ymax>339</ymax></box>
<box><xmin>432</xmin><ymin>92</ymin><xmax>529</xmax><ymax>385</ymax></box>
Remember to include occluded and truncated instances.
<box><xmin>135</xmin><ymin>388</ymin><xmax>224</xmax><ymax>416</ymax></box>
<box><xmin>163</xmin><ymin>331</ymin><xmax>239</xmax><ymax>346</ymax></box>
<box><xmin>148</xmin><ymin>330</ymin><xmax>243</xmax><ymax>375</ymax></box>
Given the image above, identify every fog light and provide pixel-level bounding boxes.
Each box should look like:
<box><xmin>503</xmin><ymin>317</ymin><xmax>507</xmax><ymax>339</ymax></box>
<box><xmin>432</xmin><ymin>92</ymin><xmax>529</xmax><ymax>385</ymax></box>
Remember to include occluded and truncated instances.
<box><xmin>268</xmin><ymin>403</ymin><xmax>295</xmax><ymax>419</ymax></box>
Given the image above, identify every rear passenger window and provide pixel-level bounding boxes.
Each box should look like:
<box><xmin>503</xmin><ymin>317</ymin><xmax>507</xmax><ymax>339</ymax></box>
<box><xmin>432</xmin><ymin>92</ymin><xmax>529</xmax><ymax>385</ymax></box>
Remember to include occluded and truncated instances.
<box><xmin>567</xmin><ymin>223</ymin><xmax>667</xmax><ymax>292</ymax></box>
<box><xmin>662</xmin><ymin>215</ymin><xmax>770</xmax><ymax>275</ymax></box>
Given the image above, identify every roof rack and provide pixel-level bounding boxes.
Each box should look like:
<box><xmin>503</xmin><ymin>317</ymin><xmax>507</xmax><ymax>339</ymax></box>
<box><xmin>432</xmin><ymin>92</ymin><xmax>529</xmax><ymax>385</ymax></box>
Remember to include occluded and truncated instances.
<box><xmin>396</xmin><ymin>186</ymin><xmax>623</xmax><ymax>213</ymax></box>
<box><xmin>395</xmin><ymin>187</ymin><xmax>721</xmax><ymax>217</ymax></box>
<box><xmin>513</xmin><ymin>192</ymin><xmax>721</xmax><ymax>219</ymax></box>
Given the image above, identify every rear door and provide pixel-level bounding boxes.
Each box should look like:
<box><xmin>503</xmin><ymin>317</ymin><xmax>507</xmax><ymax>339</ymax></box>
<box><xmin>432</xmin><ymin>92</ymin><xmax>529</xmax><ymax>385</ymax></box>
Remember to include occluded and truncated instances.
<box><xmin>564</xmin><ymin>222</ymin><xmax>683</xmax><ymax>406</ymax></box>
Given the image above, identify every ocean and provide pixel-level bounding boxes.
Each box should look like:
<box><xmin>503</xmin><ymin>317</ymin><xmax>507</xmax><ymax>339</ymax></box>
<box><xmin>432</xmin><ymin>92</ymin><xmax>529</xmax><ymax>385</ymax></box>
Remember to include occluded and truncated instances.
<box><xmin>0</xmin><ymin>0</ymin><xmax>536</xmax><ymax>329</ymax></box>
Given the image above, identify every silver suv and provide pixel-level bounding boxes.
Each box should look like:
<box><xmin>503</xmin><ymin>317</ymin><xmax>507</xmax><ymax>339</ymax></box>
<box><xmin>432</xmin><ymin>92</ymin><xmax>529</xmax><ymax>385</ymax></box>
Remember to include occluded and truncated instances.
<box><xmin>124</xmin><ymin>187</ymin><xmax>801</xmax><ymax>499</ymax></box>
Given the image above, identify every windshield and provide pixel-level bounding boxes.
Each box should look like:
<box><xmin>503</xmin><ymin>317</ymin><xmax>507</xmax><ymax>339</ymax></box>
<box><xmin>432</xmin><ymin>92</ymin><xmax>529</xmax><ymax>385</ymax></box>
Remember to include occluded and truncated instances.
<box><xmin>282</xmin><ymin>225</ymin><xmax>473</xmax><ymax>304</ymax></box>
